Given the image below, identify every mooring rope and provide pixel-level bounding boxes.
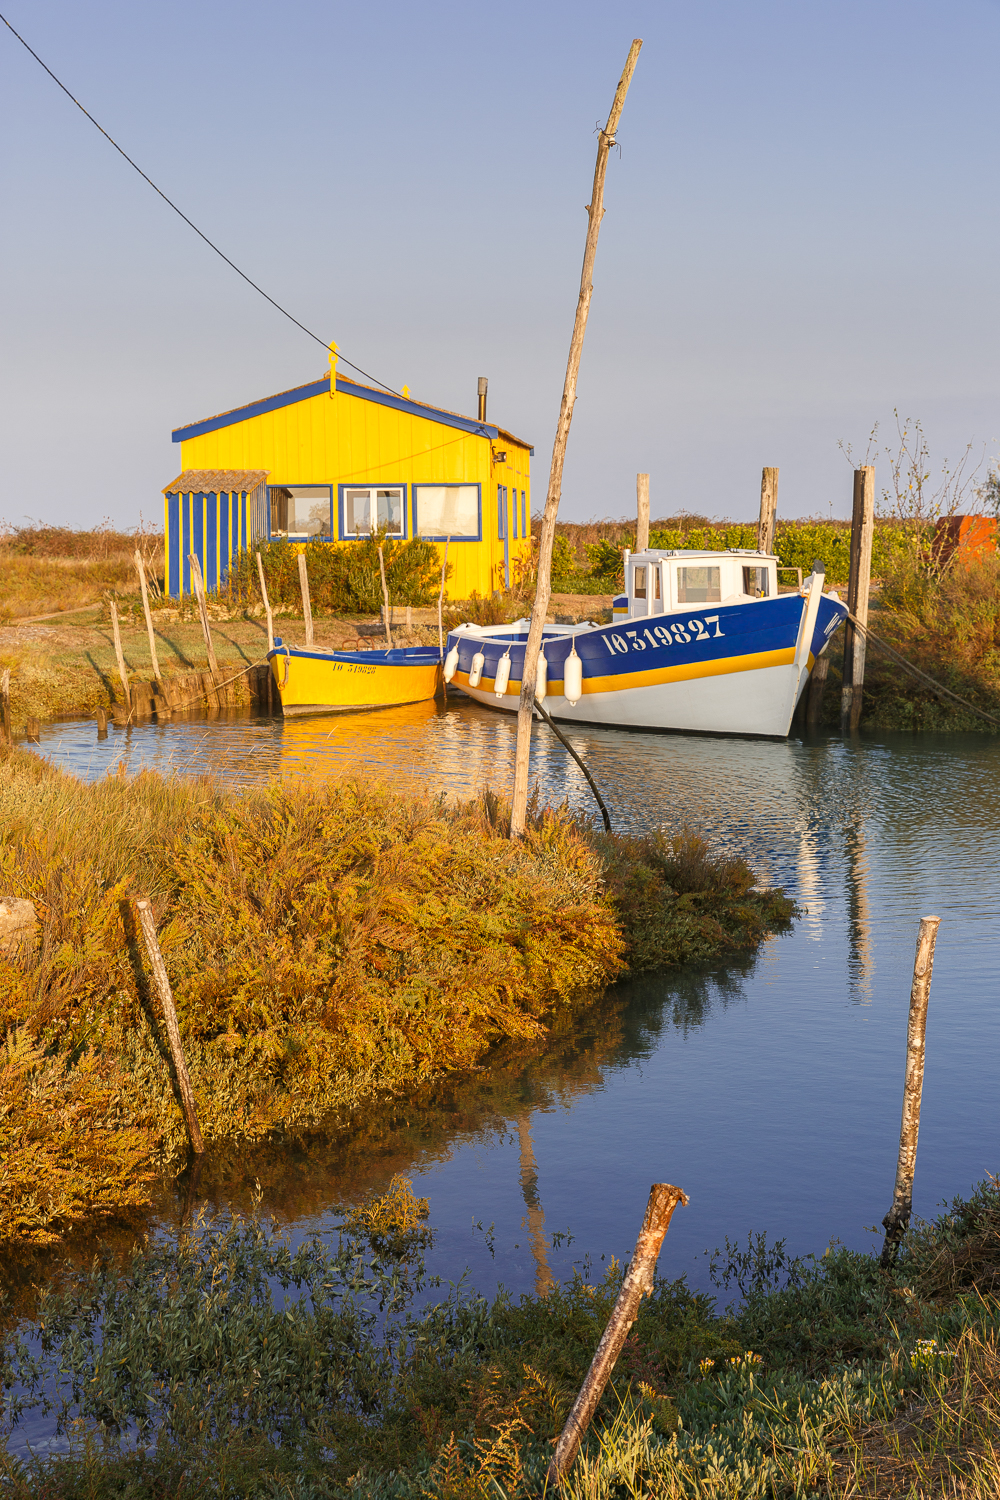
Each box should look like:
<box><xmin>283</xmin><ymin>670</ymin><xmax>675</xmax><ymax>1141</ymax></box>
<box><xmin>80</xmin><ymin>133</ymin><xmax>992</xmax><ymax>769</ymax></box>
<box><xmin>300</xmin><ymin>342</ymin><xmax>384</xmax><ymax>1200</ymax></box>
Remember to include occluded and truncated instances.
<box><xmin>847</xmin><ymin>611</ymin><xmax>1000</xmax><ymax>731</ymax></box>
<box><xmin>532</xmin><ymin>698</ymin><xmax>613</xmax><ymax>832</ymax></box>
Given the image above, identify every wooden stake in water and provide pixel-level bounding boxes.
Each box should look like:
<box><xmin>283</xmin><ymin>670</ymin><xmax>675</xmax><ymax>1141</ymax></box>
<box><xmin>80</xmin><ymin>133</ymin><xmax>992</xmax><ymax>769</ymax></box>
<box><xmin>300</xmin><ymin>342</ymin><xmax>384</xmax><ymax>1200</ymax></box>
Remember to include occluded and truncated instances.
<box><xmin>109</xmin><ymin>599</ymin><xmax>131</xmax><ymax>713</ymax></box>
<box><xmin>806</xmin><ymin>651</ymin><xmax>830</xmax><ymax>725</ymax></box>
<box><xmin>297</xmin><ymin>552</ymin><xmax>314</xmax><ymax>647</ymax></box>
<box><xmin>378</xmin><ymin>545</ymin><xmax>394</xmax><ymax>648</ymax></box>
<box><xmin>549</xmin><ymin>1182</ymin><xmax>687</xmax><ymax>1483</ymax></box>
<box><xmin>135</xmin><ymin>900</ymin><xmax>204</xmax><ymax>1156</ymax></box>
<box><xmin>636</xmin><ymin>473</ymin><xmax>650</xmax><ymax>554</ymax></box>
<box><xmin>188</xmin><ymin>554</ymin><xmax>220</xmax><ymax>703</ymax></box>
<box><xmin>758</xmin><ymin>467</ymin><xmax>779</xmax><ymax>555</ymax></box>
<box><xmin>841</xmin><ymin>466</ymin><xmax>875</xmax><ymax>732</ymax></box>
<box><xmin>510</xmin><ymin>39</ymin><xmax>642</xmax><ymax>839</ymax></box>
<box><xmin>437</xmin><ymin>536</ymin><xmax>450</xmax><ymax>677</ymax></box>
<box><xmin>255</xmin><ymin>550</ymin><xmax>275</xmax><ymax>652</ymax></box>
<box><xmin>134</xmin><ymin>549</ymin><xmax>162</xmax><ymax>682</ymax></box>
<box><xmin>880</xmin><ymin>915</ymin><xmax>940</xmax><ymax>1266</ymax></box>
<box><xmin>0</xmin><ymin>668</ymin><xmax>11</xmax><ymax>747</ymax></box>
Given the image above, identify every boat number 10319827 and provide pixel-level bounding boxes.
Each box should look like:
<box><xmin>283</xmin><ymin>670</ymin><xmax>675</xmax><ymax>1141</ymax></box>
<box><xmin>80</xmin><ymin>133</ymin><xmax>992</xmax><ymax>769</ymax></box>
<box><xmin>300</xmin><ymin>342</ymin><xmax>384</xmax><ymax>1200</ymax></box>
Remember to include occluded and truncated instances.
<box><xmin>602</xmin><ymin>617</ymin><xmax>724</xmax><ymax>654</ymax></box>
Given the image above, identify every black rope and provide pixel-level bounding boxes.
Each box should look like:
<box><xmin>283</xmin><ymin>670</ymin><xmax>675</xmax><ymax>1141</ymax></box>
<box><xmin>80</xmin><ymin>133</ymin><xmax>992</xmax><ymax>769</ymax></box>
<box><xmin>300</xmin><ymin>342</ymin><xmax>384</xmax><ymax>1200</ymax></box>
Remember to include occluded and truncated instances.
<box><xmin>847</xmin><ymin>611</ymin><xmax>1000</xmax><ymax>731</ymax></box>
<box><xmin>0</xmin><ymin>10</ymin><xmax>400</xmax><ymax>397</ymax></box>
<box><xmin>532</xmin><ymin>698</ymin><xmax>613</xmax><ymax>832</ymax></box>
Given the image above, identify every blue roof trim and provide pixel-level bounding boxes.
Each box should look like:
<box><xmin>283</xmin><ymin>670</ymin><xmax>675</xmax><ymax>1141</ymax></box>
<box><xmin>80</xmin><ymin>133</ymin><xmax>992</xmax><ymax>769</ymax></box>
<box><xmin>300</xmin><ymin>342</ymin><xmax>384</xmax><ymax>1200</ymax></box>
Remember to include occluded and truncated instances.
<box><xmin>172</xmin><ymin>376</ymin><xmax>501</xmax><ymax>444</ymax></box>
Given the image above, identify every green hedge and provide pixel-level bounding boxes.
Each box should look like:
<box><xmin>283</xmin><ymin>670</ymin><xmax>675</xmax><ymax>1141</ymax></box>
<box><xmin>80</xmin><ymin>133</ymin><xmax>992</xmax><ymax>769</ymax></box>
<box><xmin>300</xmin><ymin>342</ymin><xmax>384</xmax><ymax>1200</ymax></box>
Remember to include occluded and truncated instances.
<box><xmin>225</xmin><ymin>534</ymin><xmax>447</xmax><ymax>614</ymax></box>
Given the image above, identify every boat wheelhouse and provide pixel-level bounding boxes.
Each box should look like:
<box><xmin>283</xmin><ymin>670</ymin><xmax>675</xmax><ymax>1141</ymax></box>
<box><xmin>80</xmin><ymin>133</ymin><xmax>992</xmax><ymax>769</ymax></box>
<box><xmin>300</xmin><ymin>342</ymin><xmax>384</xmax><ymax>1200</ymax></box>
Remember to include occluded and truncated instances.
<box><xmin>444</xmin><ymin>548</ymin><xmax>848</xmax><ymax>739</ymax></box>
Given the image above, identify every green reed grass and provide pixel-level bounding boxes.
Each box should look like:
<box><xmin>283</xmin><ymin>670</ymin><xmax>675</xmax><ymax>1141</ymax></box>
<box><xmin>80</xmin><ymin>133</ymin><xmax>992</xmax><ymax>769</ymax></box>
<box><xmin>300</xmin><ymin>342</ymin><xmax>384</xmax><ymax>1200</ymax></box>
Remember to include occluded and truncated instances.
<box><xmin>3</xmin><ymin>1176</ymin><xmax>999</xmax><ymax>1498</ymax></box>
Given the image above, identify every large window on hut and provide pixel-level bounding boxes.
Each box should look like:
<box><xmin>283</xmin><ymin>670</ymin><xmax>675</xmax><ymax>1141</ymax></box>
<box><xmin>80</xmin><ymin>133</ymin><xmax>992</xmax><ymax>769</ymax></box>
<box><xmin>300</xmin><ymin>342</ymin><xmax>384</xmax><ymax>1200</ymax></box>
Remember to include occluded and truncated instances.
<box><xmin>413</xmin><ymin>484</ymin><xmax>481</xmax><ymax>540</ymax></box>
<box><xmin>268</xmin><ymin>486</ymin><xmax>332</xmax><ymax>540</ymax></box>
<box><xmin>341</xmin><ymin>487</ymin><xmax>405</xmax><ymax>538</ymax></box>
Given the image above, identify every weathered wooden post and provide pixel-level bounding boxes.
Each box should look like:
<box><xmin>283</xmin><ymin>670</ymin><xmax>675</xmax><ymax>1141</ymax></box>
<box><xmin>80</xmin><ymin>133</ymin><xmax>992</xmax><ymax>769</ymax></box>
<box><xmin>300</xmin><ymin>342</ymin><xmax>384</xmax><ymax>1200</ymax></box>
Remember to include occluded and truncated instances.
<box><xmin>134</xmin><ymin>550</ymin><xmax>162</xmax><ymax>683</ymax></box>
<box><xmin>109</xmin><ymin>600</ymin><xmax>131</xmax><ymax>714</ymax></box>
<box><xmin>134</xmin><ymin>899</ymin><xmax>205</xmax><ymax>1156</ymax></box>
<box><xmin>510</xmin><ymin>39</ymin><xmax>643</xmax><ymax>838</ymax></box>
<box><xmin>255</xmin><ymin>550</ymin><xmax>275</xmax><ymax>652</ymax></box>
<box><xmin>297</xmin><ymin>552</ymin><xmax>314</xmax><ymax>647</ymax></box>
<box><xmin>880</xmin><ymin>915</ymin><xmax>940</xmax><ymax>1267</ymax></box>
<box><xmin>636</xmin><ymin>473</ymin><xmax>650</xmax><ymax>553</ymax></box>
<box><xmin>840</xmin><ymin>466</ymin><xmax>875</xmax><ymax>732</ymax></box>
<box><xmin>378</xmin><ymin>546</ymin><xmax>394</xmax><ymax>648</ymax></box>
<box><xmin>0</xmin><ymin>897</ymin><xmax>38</xmax><ymax>965</ymax></box>
<box><xmin>805</xmin><ymin>653</ymin><xmax>830</xmax><ymax>725</ymax></box>
<box><xmin>26</xmin><ymin>717</ymin><xmax>41</xmax><ymax>741</ymax></box>
<box><xmin>548</xmin><ymin>1182</ymin><xmax>687</xmax><ymax>1483</ymax></box>
<box><xmin>188</xmin><ymin>554</ymin><xmax>221</xmax><ymax>705</ymax></box>
<box><xmin>96</xmin><ymin>705</ymin><xmax>108</xmax><ymax>738</ymax></box>
<box><xmin>758</xmin><ymin>467</ymin><xmax>779</xmax><ymax>555</ymax></box>
<box><xmin>0</xmin><ymin>668</ymin><xmax>11</xmax><ymax>747</ymax></box>
<box><xmin>437</xmin><ymin>537</ymin><xmax>450</xmax><ymax>694</ymax></box>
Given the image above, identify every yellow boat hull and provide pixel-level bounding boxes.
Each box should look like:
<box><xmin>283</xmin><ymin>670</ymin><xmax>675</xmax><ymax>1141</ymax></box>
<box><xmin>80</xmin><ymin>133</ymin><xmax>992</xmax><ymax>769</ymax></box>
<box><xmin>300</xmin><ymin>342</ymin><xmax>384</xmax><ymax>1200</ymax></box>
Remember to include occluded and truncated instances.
<box><xmin>269</xmin><ymin>643</ymin><xmax>442</xmax><ymax>716</ymax></box>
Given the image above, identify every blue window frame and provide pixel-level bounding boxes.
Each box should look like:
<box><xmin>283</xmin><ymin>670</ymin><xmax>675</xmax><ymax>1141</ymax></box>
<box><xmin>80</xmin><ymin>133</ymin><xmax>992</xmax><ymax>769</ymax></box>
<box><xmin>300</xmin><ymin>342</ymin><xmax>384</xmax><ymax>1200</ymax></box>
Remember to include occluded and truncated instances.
<box><xmin>412</xmin><ymin>483</ymin><xmax>482</xmax><ymax>541</ymax></box>
<box><xmin>267</xmin><ymin>485</ymin><xmax>334</xmax><ymax>541</ymax></box>
<box><xmin>521</xmin><ymin>491</ymin><xmax>527</xmax><ymax>539</ymax></box>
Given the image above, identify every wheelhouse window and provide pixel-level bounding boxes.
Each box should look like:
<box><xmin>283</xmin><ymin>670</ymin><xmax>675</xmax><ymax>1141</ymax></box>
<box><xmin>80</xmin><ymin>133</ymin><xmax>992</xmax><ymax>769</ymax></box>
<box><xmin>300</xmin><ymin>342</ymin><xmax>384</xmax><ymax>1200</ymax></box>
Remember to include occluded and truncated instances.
<box><xmin>269</xmin><ymin>485</ymin><xmax>332</xmax><ymax>540</ymax></box>
<box><xmin>633</xmin><ymin>565</ymin><xmax>647</xmax><ymax>599</ymax></box>
<box><xmin>413</xmin><ymin>484</ymin><xmax>481</xmax><ymax>540</ymax></box>
<box><xmin>742</xmin><ymin>566</ymin><xmax>769</xmax><ymax>597</ymax></box>
<box><xmin>342</xmin><ymin>487</ymin><xmax>404</xmax><ymax>538</ymax></box>
<box><xmin>676</xmin><ymin>565</ymin><xmax>721</xmax><ymax>604</ymax></box>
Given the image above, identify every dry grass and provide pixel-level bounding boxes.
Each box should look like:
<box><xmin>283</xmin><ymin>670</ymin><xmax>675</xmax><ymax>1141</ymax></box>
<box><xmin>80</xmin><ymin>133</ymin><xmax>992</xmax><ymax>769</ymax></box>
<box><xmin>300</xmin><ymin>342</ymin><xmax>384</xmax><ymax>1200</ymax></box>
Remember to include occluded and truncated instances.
<box><xmin>0</xmin><ymin>524</ymin><xmax>160</xmax><ymax>622</ymax></box>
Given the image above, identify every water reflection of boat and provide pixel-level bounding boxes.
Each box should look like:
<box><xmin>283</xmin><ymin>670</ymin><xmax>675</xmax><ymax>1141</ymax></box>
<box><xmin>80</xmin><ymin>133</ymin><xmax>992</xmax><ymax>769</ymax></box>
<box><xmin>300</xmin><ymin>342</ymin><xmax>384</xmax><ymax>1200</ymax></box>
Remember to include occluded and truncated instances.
<box><xmin>278</xmin><ymin>699</ymin><xmax>443</xmax><ymax>781</ymax></box>
<box><xmin>268</xmin><ymin>639</ymin><xmax>442</xmax><ymax>717</ymax></box>
<box><xmin>445</xmin><ymin>551</ymin><xmax>848</xmax><ymax>739</ymax></box>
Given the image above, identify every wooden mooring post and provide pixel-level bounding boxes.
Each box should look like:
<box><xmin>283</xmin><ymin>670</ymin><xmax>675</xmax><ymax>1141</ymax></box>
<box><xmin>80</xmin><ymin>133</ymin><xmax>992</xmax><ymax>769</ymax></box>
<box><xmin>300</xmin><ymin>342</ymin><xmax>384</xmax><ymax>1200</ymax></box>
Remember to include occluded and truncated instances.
<box><xmin>109</xmin><ymin>600</ymin><xmax>131</xmax><ymax>714</ymax></box>
<box><xmin>0</xmin><ymin>668</ymin><xmax>11</xmax><ymax>747</ymax></box>
<box><xmin>378</xmin><ymin>546</ymin><xmax>394</xmax><ymax>648</ymax></box>
<box><xmin>134</xmin><ymin>550</ymin><xmax>162</xmax><ymax>684</ymax></box>
<box><xmin>437</xmin><ymin>537</ymin><xmax>450</xmax><ymax>694</ymax></box>
<box><xmin>135</xmin><ymin>900</ymin><xmax>205</xmax><ymax>1156</ymax></box>
<box><xmin>758</xmin><ymin>467</ymin><xmax>779</xmax><ymax>555</ymax></box>
<box><xmin>636</xmin><ymin>473</ymin><xmax>650</xmax><ymax>553</ymax></box>
<box><xmin>548</xmin><ymin>1182</ymin><xmax>687</xmax><ymax>1483</ymax></box>
<box><xmin>255</xmin><ymin>551</ymin><xmax>275</xmax><ymax>652</ymax></box>
<box><xmin>840</xmin><ymin>466</ymin><xmax>875</xmax><ymax>732</ymax></box>
<box><xmin>297</xmin><ymin>552</ymin><xmax>314</xmax><ymax>647</ymax></box>
<box><xmin>880</xmin><ymin>916</ymin><xmax>940</xmax><ymax>1266</ymax></box>
<box><xmin>188</xmin><ymin>554</ymin><xmax>221</xmax><ymax>706</ymax></box>
<box><xmin>510</xmin><ymin>39</ymin><xmax>643</xmax><ymax>838</ymax></box>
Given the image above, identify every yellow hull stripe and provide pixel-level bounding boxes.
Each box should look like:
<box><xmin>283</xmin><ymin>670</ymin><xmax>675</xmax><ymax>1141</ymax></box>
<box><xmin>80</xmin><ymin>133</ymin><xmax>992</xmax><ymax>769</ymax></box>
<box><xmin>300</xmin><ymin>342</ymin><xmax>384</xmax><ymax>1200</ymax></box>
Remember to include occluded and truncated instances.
<box><xmin>455</xmin><ymin>646</ymin><xmax>797</xmax><ymax>700</ymax></box>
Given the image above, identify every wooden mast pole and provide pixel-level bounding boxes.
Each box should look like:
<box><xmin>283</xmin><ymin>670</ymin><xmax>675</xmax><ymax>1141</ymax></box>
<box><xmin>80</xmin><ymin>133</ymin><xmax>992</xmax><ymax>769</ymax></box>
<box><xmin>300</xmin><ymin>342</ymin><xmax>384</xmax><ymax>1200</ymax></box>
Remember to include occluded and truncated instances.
<box><xmin>509</xmin><ymin>39</ymin><xmax>642</xmax><ymax>838</ymax></box>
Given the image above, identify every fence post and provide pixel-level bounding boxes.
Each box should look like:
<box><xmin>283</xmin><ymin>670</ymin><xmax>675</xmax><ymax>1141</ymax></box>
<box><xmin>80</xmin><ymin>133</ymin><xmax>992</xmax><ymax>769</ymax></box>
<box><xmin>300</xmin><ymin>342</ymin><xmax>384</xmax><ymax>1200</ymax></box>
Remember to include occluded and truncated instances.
<box><xmin>0</xmin><ymin>668</ymin><xmax>11</xmax><ymax>746</ymax></box>
<box><xmin>840</xmin><ymin>467</ymin><xmax>875</xmax><ymax>732</ymax></box>
<box><xmin>134</xmin><ymin>550</ymin><xmax>162</xmax><ymax>683</ymax></box>
<box><xmin>636</xmin><ymin>473</ymin><xmax>650</xmax><ymax>553</ymax></box>
<box><xmin>255</xmin><ymin>551</ymin><xmax>275</xmax><ymax>652</ymax></box>
<box><xmin>134</xmin><ymin>900</ymin><xmax>205</xmax><ymax>1156</ymax></box>
<box><xmin>758</xmin><ymin>468</ymin><xmax>779</xmax><ymax>555</ymax></box>
<box><xmin>297</xmin><ymin>552</ymin><xmax>314</xmax><ymax>647</ymax></box>
<box><xmin>548</xmin><ymin>1182</ymin><xmax>687</xmax><ymax>1483</ymax></box>
<box><xmin>881</xmin><ymin>916</ymin><xmax>940</xmax><ymax>1265</ymax></box>
<box><xmin>109</xmin><ymin>600</ymin><xmax>131</xmax><ymax>714</ymax></box>
<box><xmin>188</xmin><ymin>554</ymin><xmax>221</xmax><ymax>706</ymax></box>
<box><xmin>378</xmin><ymin>546</ymin><xmax>394</xmax><ymax>648</ymax></box>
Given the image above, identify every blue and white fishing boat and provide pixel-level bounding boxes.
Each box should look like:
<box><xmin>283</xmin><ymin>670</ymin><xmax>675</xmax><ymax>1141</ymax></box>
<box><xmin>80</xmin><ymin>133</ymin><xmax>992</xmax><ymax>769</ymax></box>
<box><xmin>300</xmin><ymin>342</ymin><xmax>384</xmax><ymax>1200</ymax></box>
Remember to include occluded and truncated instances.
<box><xmin>443</xmin><ymin>549</ymin><xmax>847</xmax><ymax>738</ymax></box>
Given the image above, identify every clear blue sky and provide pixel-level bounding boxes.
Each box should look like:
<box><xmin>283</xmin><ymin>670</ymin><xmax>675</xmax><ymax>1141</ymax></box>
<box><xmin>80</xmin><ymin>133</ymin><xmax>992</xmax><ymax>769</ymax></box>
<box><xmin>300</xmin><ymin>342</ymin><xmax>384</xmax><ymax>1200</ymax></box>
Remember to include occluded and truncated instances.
<box><xmin>2</xmin><ymin>0</ymin><xmax>999</xmax><ymax>529</ymax></box>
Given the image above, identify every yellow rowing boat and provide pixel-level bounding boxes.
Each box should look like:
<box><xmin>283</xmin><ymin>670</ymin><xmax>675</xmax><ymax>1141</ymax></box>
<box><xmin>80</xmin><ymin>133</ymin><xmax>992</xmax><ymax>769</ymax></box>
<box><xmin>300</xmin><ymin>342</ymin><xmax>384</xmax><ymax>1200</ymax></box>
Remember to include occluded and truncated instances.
<box><xmin>267</xmin><ymin>639</ymin><xmax>442</xmax><ymax>717</ymax></box>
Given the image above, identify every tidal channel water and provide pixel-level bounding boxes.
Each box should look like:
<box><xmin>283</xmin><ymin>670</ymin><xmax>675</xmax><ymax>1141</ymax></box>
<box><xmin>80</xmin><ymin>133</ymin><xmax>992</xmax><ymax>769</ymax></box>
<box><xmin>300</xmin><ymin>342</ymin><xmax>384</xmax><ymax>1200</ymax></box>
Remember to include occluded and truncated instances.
<box><xmin>22</xmin><ymin>701</ymin><xmax>1000</xmax><ymax>1304</ymax></box>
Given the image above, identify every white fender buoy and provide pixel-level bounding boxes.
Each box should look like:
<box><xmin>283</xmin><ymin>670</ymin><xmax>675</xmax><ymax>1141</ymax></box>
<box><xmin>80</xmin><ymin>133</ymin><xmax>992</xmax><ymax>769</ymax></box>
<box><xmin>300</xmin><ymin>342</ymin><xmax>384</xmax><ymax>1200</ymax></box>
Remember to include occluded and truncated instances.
<box><xmin>563</xmin><ymin>641</ymin><xmax>583</xmax><ymax>705</ymax></box>
<box><xmin>536</xmin><ymin>650</ymin><xmax>548</xmax><ymax>701</ymax></box>
<box><xmin>494</xmin><ymin>650</ymin><xmax>512</xmax><ymax>698</ymax></box>
<box><xmin>443</xmin><ymin>645</ymin><xmax>459</xmax><ymax>682</ymax></box>
<box><xmin>468</xmin><ymin>650</ymin><xmax>485</xmax><ymax>688</ymax></box>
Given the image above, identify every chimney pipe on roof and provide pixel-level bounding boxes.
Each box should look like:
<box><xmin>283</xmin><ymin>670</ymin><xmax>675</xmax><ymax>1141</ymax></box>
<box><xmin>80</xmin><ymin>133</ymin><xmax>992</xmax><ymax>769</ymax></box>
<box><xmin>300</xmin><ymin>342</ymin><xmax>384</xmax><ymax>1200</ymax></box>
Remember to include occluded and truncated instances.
<box><xmin>478</xmin><ymin>377</ymin><xmax>488</xmax><ymax>423</ymax></box>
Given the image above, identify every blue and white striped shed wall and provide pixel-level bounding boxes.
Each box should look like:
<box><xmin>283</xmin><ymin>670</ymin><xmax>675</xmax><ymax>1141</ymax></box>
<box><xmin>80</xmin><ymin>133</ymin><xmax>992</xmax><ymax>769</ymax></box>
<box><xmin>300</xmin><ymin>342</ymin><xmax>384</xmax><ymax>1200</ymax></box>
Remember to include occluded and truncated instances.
<box><xmin>163</xmin><ymin>469</ymin><xmax>269</xmax><ymax>598</ymax></box>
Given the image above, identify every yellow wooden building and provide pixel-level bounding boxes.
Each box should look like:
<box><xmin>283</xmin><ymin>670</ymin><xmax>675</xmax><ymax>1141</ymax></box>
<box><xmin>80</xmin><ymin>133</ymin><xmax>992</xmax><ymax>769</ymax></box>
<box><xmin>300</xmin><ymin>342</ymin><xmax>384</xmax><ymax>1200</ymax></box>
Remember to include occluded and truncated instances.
<box><xmin>164</xmin><ymin>368</ymin><xmax>533</xmax><ymax>600</ymax></box>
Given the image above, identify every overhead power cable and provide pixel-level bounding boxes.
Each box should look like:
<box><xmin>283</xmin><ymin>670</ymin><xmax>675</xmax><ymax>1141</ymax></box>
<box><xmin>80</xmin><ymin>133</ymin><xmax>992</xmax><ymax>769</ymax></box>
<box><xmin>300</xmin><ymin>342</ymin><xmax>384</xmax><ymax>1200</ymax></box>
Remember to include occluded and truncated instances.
<box><xmin>0</xmin><ymin>9</ymin><xmax>400</xmax><ymax>396</ymax></box>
